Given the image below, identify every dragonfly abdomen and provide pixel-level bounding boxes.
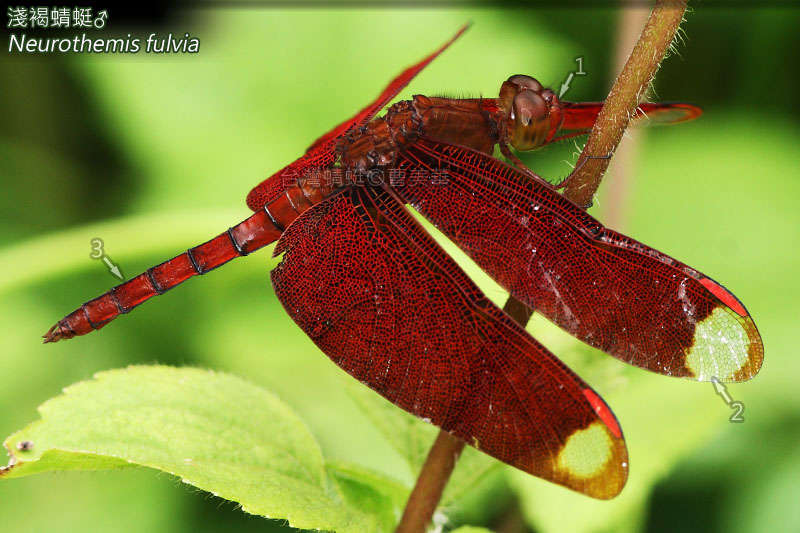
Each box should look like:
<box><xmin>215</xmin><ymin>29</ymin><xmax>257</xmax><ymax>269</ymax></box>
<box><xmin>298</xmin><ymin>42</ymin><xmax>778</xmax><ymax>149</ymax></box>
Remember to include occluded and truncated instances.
<box><xmin>43</xmin><ymin>177</ymin><xmax>333</xmax><ymax>343</ymax></box>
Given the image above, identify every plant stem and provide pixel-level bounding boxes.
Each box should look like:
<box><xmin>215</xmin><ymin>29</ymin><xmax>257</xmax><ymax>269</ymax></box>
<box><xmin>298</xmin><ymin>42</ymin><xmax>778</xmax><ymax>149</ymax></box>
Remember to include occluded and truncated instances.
<box><xmin>563</xmin><ymin>0</ymin><xmax>687</xmax><ymax>207</ymax></box>
<box><xmin>396</xmin><ymin>2</ymin><xmax>687</xmax><ymax>530</ymax></box>
<box><xmin>602</xmin><ymin>6</ymin><xmax>651</xmax><ymax>231</ymax></box>
<box><xmin>395</xmin><ymin>431</ymin><xmax>465</xmax><ymax>533</ymax></box>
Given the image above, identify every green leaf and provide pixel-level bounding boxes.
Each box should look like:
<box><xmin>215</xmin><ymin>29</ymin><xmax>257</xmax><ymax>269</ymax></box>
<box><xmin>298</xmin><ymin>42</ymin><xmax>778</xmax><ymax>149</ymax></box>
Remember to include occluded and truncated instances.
<box><xmin>326</xmin><ymin>460</ymin><xmax>409</xmax><ymax>532</ymax></box>
<box><xmin>346</xmin><ymin>380</ymin><xmax>499</xmax><ymax>507</ymax></box>
<box><xmin>1</xmin><ymin>365</ymin><xmax>400</xmax><ymax>532</ymax></box>
<box><xmin>346</xmin><ymin>379</ymin><xmax>435</xmax><ymax>475</ymax></box>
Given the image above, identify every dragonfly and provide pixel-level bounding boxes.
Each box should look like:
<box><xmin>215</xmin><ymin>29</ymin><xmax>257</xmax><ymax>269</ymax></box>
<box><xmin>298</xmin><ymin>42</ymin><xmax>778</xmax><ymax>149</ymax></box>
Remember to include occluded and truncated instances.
<box><xmin>43</xmin><ymin>25</ymin><xmax>762</xmax><ymax>499</ymax></box>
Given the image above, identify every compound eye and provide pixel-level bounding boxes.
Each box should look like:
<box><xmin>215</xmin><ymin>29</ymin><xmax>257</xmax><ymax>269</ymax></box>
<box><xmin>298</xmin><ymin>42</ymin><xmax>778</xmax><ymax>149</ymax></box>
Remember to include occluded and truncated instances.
<box><xmin>508</xmin><ymin>75</ymin><xmax>543</xmax><ymax>92</ymax></box>
<box><xmin>513</xmin><ymin>91</ymin><xmax>547</xmax><ymax>126</ymax></box>
<box><xmin>540</xmin><ymin>88</ymin><xmax>556</xmax><ymax>103</ymax></box>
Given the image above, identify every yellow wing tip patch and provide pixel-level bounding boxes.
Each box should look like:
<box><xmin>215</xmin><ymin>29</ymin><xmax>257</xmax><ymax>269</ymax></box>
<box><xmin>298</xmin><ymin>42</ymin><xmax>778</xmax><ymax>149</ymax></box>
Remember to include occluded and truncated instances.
<box><xmin>557</xmin><ymin>422</ymin><xmax>611</xmax><ymax>477</ymax></box>
<box><xmin>685</xmin><ymin>307</ymin><xmax>764</xmax><ymax>382</ymax></box>
<box><xmin>555</xmin><ymin>421</ymin><xmax>628</xmax><ymax>499</ymax></box>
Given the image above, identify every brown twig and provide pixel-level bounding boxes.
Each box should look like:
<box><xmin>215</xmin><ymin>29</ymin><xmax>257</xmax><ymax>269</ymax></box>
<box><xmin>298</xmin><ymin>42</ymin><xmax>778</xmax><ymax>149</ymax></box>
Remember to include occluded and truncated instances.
<box><xmin>395</xmin><ymin>431</ymin><xmax>465</xmax><ymax>533</ymax></box>
<box><xmin>395</xmin><ymin>2</ymin><xmax>687</xmax><ymax>531</ymax></box>
<box><xmin>563</xmin><ymin>0</ymin><xmax>687</xmax><ymax>208</ymax></box>
<box><xmin>602</xmin><ymin>6</ymin><xmax>651</xmax><ymax>231</ymax></box>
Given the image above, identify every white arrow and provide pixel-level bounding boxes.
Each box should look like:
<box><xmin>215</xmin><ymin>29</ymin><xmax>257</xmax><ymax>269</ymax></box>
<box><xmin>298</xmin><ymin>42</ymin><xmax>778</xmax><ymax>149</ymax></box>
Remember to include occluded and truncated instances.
<box><xmin>559</xmin><ymin>72</ymin><xmax>574</xmax><ymax>98</ymax></box>
<box><xmin>710</xmin><ymin>376</ymin><xmax>733</xmax><ymax>405</ymax></box>
<box><xmin>102</xmin><ymin>255</ymin><xmax>124</xmax><ymax>280</ymax></box>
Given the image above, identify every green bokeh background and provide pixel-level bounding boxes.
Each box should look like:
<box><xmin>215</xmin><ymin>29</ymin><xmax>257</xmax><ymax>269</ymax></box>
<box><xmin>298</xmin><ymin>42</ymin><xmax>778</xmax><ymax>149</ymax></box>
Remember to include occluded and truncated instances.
<box><xmin>2</xmin><ymin>6</ymin><xmax>799</xmax><ymax>533</ymax></box>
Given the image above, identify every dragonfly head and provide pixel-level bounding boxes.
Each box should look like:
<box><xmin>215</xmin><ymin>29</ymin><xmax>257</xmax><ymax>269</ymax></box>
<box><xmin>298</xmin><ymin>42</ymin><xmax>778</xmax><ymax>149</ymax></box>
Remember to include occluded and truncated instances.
<box><xmin>499</xmin><ymin>75</ymin><xmax>562</xmax><ymax>151</ymax></box>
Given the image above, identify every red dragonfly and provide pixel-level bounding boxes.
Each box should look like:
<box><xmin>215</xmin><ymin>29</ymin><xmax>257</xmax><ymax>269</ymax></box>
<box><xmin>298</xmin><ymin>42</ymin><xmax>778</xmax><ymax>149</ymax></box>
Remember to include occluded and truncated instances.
<box><xmin>43</xmin><ymin>26</ymin><xmax>762</xmax><ymax>499</ymax></box>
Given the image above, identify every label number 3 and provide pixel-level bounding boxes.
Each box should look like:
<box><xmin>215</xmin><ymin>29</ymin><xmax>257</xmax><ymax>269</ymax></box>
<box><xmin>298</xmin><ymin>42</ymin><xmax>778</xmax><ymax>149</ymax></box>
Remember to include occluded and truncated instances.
<box><xmin>90</xmin><ymin>237</ymin><xmax>105</xmax><ymax>259</ymax></box>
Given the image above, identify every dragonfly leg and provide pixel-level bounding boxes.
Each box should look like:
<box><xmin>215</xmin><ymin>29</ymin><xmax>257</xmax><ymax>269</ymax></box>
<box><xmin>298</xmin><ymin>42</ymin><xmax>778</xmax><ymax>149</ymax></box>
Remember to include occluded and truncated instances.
<box><xmin>498</xmin><ymin>143</ymin><xmax>554</xmax><ymax>189</ymax></box>
<box><xmin>549</xmin><ymin>153</ymin><xmax>614</xmax><ymax>203</ymax></box>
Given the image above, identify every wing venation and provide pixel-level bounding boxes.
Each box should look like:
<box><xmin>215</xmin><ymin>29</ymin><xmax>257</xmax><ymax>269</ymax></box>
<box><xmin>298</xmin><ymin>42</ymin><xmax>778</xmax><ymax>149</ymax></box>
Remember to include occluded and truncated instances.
<box><xmin>395</xmin><ymin>137</ymin><xmax>763</xmax><ymax>382</ymax></box>
<box><xmin>271</xmin><ymin>187</ymin><xmax>628</xmax><ymax>498</ymax></box>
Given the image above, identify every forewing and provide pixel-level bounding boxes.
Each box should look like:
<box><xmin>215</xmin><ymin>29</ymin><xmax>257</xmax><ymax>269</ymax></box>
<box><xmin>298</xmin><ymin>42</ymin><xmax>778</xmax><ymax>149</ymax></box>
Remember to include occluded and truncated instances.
<box><xmin>395</xmin><ymin>137</ymin><xmax>763</xmax><ymax>382</ymax></box>
<box><xmin>305</xmin><ymin>24</ymin><xmax>468</xmax><ymax>153</ymax></box>
<box><xmin>247</xmin><ymin>25</ymin><xmax>468</xmax><ymax>211</ymax></box>
<box><xmin>271</xmin><ymin>187</ymin><xmax>628</xmax><ymax>499</ymax></box>
<box><xmin>558</xmin><ymin>101</ymin><xmax>702</xmax><ymax>138</ymax></box>
<box><xmin>246</xmin><ymin>144</ymin><xmax>337</xmax><ymax>211</ymax></box>
<box><xmin>634</xmin><ymin>102</ymin><xmax>703</xmax><ymax>124</ymax></box>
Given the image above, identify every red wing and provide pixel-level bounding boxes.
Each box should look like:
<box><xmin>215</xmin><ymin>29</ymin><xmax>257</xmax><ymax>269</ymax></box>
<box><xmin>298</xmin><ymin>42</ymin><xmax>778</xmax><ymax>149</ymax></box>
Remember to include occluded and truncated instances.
<box><xmin>395</xmin><ymin>138</ymin><xmax>763</xmax><ymax>382</ymax></box>
<box><xmin>559</xmin><ymin>101</ymin><xmax>702</xmax><ymax>135</ymax></box>
<box><xmin>634</xmin><ymin>102</ymin><xmax>703</xmax><ymax>124</ymax></box>
<box><xmin>305</xmin><ymin>24</ymin><xmax>469</xmax><ymax>153</ymax></box>
<box><xmin>271</xmin><ymin>186</ymin><xmax>628</xmax><ymax>499</ymax></box>
<box><xmin>247</xmin><ymin>24</ymin><xmax>468</xmax><ymax>212</ymax></box>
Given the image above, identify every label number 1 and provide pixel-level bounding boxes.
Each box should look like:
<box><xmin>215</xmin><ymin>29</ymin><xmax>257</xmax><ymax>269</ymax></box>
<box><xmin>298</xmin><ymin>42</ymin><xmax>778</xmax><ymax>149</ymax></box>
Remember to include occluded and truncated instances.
<box><xmin>575</xmin><ymin>56</ymin><xmax>586</xmax><ymax>76</ymax></box>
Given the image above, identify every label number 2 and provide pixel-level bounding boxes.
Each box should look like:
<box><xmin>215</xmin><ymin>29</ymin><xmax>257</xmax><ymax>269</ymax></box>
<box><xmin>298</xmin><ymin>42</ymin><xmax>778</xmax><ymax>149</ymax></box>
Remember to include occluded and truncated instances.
<box><xmin>729</xmin><ymin>401</ymin><xmax>745</xmax><ymax>423</ymax></box>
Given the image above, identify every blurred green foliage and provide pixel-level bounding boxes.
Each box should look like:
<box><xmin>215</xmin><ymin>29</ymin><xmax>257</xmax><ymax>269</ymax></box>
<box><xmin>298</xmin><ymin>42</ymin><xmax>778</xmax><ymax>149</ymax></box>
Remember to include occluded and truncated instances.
<box><xmin>3</xmin><ymin>366</ymin><xmax>411</xmax><ymax>532</ymax></box>
<box><xmin>1</xmin><ymin>7</ymin><xmax>798</xmax><ymax>533</ymax></box>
